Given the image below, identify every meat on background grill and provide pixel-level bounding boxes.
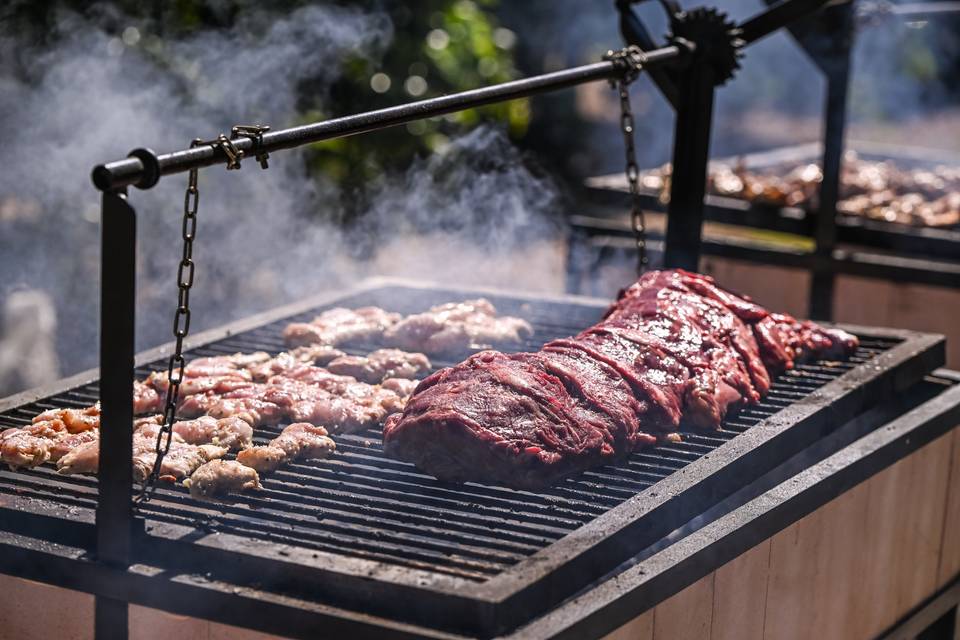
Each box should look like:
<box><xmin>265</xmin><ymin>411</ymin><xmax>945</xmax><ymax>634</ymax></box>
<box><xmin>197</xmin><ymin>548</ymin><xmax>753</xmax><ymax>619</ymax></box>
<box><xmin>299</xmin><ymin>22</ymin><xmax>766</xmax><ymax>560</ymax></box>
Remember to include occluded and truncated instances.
<box><xmin>642</xmin><ymin>151</ymin><xmax>960</xmax><ymax>227</ymax></box>
<box><xmin>383</xmin><ymin>270</ymin><xmax>858</xmax><ymax>490</ymax></box>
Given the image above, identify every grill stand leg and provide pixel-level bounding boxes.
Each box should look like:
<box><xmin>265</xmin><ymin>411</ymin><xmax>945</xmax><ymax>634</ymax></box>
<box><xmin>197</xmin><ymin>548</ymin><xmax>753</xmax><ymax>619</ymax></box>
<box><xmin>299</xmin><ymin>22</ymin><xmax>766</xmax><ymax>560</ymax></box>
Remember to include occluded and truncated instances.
<box><xmin>664</xmin><ymin>64</ymin><xmax>715</xmax><ymax>271</ymax></box>
<box><xmin>809</xmin><ymin>3</ymin><xmax>853</xmax><ymax>320</ymax></box>
<box><xmin>95</xmin><ymin>190</ymin><xmax>136</xmax><ymax>640</ymax></box>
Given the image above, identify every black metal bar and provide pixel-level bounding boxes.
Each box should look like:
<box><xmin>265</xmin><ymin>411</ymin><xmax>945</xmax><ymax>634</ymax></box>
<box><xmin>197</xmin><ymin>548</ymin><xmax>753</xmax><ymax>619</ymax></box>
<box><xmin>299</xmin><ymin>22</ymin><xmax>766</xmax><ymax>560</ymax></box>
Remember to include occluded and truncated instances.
<box><xmin>92</xmin><ymin>51</ymin><xmax>687</xmax><ymax>193</ymax></box>
<box><xmin>617</xmin><ymin>4</ymin><xmax>680</xmax><ymax>107</ymax></box>
<box><xmin>739</xmin><ymin>0</ymin><xmax>836</xmax><ymax>44</ymax></box>
<box><xmin>809</xmin><ymin>2</ymin><xmax>854</xmax><ymax>320</ymax></box>
<box><xmin>663</xmin><ymin>65</ymin><xmax>715</xmax><ymax>270</ymax></box>
<box><xmin>96</xmin><ymin>189</ymin><xmax>136</xmax><ymax>640</ymax></box>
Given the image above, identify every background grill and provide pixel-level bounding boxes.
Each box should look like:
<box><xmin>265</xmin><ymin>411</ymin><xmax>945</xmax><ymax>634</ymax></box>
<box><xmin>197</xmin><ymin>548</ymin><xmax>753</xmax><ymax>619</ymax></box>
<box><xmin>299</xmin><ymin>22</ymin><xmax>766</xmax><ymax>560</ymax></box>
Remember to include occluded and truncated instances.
<box><xmin>0</xmin><ymin>282</ymin><xmax>943</xmax><ymax>637</ymax></box>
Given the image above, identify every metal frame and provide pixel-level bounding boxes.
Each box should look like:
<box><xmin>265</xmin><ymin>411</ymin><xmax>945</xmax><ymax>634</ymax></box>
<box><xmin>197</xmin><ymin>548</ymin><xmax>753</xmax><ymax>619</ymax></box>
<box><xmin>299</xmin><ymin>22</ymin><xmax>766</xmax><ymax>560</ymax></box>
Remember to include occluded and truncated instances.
<box><xmin>84</xmin><ymin>2</ymin><xmax>833</xmax><ymax>636</ymax></box>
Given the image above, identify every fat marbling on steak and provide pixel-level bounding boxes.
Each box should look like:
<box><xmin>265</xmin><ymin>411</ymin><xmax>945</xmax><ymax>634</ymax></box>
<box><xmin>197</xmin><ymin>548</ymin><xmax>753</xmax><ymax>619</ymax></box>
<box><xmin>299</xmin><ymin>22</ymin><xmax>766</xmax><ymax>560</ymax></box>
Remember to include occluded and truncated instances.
<box><xmin>383</xmin><ymin>270</ymin><xmax>858</xmax><ymax>490</ymax></box>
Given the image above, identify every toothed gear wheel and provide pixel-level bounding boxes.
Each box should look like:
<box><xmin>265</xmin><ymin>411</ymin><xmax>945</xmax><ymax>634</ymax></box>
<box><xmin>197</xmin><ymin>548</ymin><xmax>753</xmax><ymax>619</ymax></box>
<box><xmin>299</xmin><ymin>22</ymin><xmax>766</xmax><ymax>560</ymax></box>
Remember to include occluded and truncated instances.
<box><xmin>670</xmin><ymin>7</ymin><xmax>744</xmax><ymax>85</ymax></box>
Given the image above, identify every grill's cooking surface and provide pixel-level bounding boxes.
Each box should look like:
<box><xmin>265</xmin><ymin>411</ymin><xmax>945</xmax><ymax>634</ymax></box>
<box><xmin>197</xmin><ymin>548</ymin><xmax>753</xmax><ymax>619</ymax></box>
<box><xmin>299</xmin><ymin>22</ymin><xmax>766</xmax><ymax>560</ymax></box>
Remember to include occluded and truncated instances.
<box><xmin>0</xmin><ymin>286</ymin><xmax>900</xmax><ymax>583</ymax></box>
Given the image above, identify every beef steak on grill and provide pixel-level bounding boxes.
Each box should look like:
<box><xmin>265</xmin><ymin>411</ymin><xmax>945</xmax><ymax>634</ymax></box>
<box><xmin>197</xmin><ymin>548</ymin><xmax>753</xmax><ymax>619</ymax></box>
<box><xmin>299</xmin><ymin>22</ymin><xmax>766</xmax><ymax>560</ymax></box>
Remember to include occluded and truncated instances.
<box><xmin>383</xmin><ymin>270</ymin><xmax>858</xmax><ymax>489</ymax></box>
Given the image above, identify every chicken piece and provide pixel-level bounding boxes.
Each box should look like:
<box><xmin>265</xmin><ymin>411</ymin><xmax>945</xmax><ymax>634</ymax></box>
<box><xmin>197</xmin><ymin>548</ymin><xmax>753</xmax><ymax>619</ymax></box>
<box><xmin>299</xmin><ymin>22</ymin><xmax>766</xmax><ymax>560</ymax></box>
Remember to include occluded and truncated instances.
<box><xmin>381</xmin><ymin>377</ymin><xmax>419</xmax><ymax>399</ymax></box>
<box><xmin>183</xmin><ymin>352</ymin><xmax>271</xmax><ymax>378</ymax></box>
<box><xmin>327</xmin><ymin>348</ymin><xmax>431</xmax><ymax>384</ymax></box>
<box><xmin>132</xmin><ymin>442</ymin><xmax>228</xmax><ymax>483</ymax></box>
<box><xmin>286</xmin><ymin>384</ymin><xmax>403</xmax><ymax>433</ymax></box>
<box><xmin>383</xmin><ymin>299</ymin><xmax>533</xmax><ymax>355</ymax></box>
<box><xmin>134</xmin><ymin>380</ymin><xmax>162</xmax><ymax>414</ymax></box>
<box><xmin>33</xmin><ymin>403</ymin><xmax>100</xmax><ymax>433</ymax></box>
<box><xmin>248</xmin><ymin>346</ymin><xmax>346</xmax><ymax>381</ymax></box>
<box><xmin>184</xmin><ymin>460</ymin><xmax>261</xmax><ymax>500</ymax></box>
<box><xmin>170</xmin><ymin>415</ymin><xmax>253</xmax><ymax>451</ymax></box>
<box><xmin>147</xmin><ymin>370</ymin><xmax>253</xmax><ymax>398</ymax></box>
<box><xmin>1</xmin><ymin>429</ymin><xmax>52</xmax><ymax>469</ymax></box>
<box><xmin>282</xmin><ymin>307</ymin><xmax>401</xmax><ymax>347</ymax></box>
<box><xmin>56</xmin><ymin>424</ymin><xmax>183</xmax><ymax>476</ymax></box>
<box><xmin>236</xmin><ymin>423</ymin><xmax>335</xmax><ymax>473</ymax></box>
<box><xmin>48</xmin><ymin>430</ymin><xmax>99</xmax><ymax>463</ymax></box>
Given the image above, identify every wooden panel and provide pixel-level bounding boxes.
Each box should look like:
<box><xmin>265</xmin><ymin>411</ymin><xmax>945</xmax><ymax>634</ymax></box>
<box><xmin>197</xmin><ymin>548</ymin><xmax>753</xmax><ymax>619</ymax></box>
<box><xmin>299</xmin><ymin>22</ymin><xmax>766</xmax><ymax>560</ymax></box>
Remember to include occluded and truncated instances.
<box><xmin>700</xmin><ymin>258</ymin><xmax>809</xmax><ymax>319</ymax></box>
<box><xmin>129</xmin><ymin>605</ymin><xmax>208</xmax><ymax>639</ymax></box>
<box><xmin>652</xmin><ymin>573</ymin><xmax>715</xmax><ymax>640</ymax></box>
<box><xmin>0</xmin><ymin>575</ymin><xmax>93</xmax><ymax>638</ymax></box>
<box><xmin>209</xmin><ymin>621</ymin><xmax>288</xmax><ymax>640</ymax></box>
<box><xmin>860</xmin><ymin>432</ymin><xmax>952</xmax><ymax>636</ymax></box>
<box><xmin>601</xmin><ymin>609</ymin><xmax>653</xmax><ymax>640</ymax></box>
<box><xmin>883</xmin><ymin>281</ymin><xmax>960</xmax><ymax>369</ymax></box>
<box><xmin>710</xmin><ymin>539</ymin><xmax>771</xmax><ymax>640</ymax></box>
<box><xmin>763</xmin><ymin>505</ymin><xmax>826</xmax><ymax>640</ymax></box>
<box><xmin>833</xmin><ymin>275</ymin><xmax>896</xmax><ymax>329</ymax></box>
<box><xmin>938</xmin><ymin>428</ymin><xmax>960</xmax><ymax>587</ymax></box>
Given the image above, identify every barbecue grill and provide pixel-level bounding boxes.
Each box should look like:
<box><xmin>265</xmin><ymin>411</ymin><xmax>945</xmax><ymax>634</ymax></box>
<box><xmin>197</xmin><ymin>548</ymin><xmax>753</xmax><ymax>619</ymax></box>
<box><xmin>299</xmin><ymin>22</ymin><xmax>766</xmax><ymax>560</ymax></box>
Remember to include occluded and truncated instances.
<box><xmin>582</xmin><ymin>1</ymin><xmax>960</xmax><ymax>315</ymax></box>
<box><xmin>5</xmin><ymin>0</ymin><xmax>960</xmax><ymax>637</ymax></box>
<box><xmin>0</xmin><ymin>280</ymin><xmax>951</xmax><ymax>638</ymax></box>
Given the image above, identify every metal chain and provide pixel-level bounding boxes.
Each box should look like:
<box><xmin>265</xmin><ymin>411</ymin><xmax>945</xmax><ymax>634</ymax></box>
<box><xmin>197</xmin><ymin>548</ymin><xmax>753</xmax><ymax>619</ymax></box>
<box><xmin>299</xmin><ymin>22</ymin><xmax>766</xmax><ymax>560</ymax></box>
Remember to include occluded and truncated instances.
<box><xmin>135</xmin><ymin>128</ymin><xmax>268</xmax><ymax>504</ymax></box>
<box><xmin>136</xmin><ymin>138</ymin><xmax>204</xmax><ymax>504</ymax></box>
<box><xmin>604</xmin><ymin>47</ymin><xmax>648</xmax><ymax>273</ymax></box>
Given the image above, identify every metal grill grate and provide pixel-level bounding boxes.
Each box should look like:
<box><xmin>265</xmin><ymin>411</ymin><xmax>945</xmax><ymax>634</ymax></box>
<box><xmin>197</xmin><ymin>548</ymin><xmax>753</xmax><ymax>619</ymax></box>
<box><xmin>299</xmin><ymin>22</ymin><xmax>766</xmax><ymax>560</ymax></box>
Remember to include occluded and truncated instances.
<box><xmin>0</xmin><ymin>287</ymin><xmax>900</xmax><ymax>583</ymax></box>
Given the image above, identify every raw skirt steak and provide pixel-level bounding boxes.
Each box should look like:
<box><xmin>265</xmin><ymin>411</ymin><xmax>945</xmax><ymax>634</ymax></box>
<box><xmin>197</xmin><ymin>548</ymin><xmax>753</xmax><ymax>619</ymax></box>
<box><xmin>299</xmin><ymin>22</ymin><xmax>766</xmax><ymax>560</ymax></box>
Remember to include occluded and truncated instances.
<box><xmin>383</xmin><ymin>270</ymin><xmax>858</xmax><ymax>489</ymax></box>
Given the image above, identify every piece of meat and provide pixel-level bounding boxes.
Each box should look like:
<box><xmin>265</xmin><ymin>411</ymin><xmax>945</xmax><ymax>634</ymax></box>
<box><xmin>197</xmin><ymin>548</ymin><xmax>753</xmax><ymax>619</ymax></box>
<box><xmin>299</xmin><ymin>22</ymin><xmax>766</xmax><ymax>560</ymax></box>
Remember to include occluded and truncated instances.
<box><xmin>327</xmin><ymin>348</ymin><xmax>431</xmax><ymax>383</ymax></box>
<box><xmin>282</xmin><ymin>307</ymin><xmax>401</xmax><ymax>347</ymax></box>
<box><xmin>33</xmin><ymin>404</ymin><xmax>100</xmax><ymax>434</ymax></box>
<box><xmin>132</xmin><ymin>441</ymin><xmax>228</xmax><ymax>483</ymax></box>
<box><xmin>170</xmin><ymin>416</ymin><xmax>253</xmax><ymax>451</ymax></box>
<box><xmin>236</xmin><ymin>423</ymin><xmax>335</xmax><ymax>473</ymax></box>
<box><xmin>184</xmin><ymin>460</ymin><xmax>262</xmax><ymax>500</ymax></box>
<box><xmin>381</xmin><ymin>377</ymin><xmax>419</xmax><ymax>398</ymax></box>
<box><xmin>1</xmin><ymin>428</ymin><xmax>53</xmax><ymax>469</ymax></box>
<box><xmin>134</xmin><ymin>381</ymin><xmax>162</xmax><ymax>414</ymax></box>
<box><xmin>247</xmin><ymin>346</ymin><xmax>346</xmax><ymax>381</ymax></box>
<box><xmin>384</xmin><ymin>269</ymin><xmax>859</xmax><ymax>489</ymax></box>
<box><xmin>382</xmin><ymin>299</ymin><xmax>533</xmax><ymax>354</ymax></box>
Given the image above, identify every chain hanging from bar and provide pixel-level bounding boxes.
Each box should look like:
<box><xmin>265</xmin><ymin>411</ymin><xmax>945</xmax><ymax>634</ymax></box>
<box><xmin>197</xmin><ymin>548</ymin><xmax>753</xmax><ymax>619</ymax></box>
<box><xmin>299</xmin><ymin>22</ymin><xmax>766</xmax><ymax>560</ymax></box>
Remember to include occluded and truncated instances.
<box><xmin>604</xmin><ymin>46</ymin><xmax>648</xmax><ymax>274</ymax></box>
<box><xmin>136</xmin><ymin>129</ymin><xmax>265</xmax><ymax>504</ymax></box>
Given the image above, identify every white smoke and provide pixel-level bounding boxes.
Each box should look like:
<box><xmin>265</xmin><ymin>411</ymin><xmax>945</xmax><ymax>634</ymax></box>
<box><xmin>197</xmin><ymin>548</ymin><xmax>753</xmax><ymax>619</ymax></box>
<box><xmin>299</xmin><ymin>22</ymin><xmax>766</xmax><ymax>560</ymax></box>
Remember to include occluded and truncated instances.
<box><xmin>0</xmin><ymin>5</ymin><xmax>567</xmax><ymax>394</ymax></box>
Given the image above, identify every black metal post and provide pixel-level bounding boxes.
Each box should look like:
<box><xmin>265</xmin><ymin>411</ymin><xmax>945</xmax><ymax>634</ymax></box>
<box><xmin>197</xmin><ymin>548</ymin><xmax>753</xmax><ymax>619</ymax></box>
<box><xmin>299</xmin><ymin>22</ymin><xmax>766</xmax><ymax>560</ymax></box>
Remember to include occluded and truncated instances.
<box><xmin>664</xmin><ymin>64</ymin><xmax>716</xmax><ymax>270</ymax></box>
<box><xmin>809</xmin><ymin>3</ymin><xmax>854</xmax><ymax>320</ymax></box>
<box><xmin>95</xmin><ymin>189</ymin><xmax>136</xmax><ymax>640</ymax></box>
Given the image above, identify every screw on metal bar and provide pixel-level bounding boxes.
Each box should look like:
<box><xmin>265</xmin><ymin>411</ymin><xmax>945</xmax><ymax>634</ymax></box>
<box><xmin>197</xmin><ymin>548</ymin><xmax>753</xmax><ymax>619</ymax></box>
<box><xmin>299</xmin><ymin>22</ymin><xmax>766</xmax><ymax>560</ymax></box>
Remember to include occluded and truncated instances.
<box><xmin>232</xmin><ymin>124</ymin><xmax>271</xmax><ymax>169</ymax></box>
<box><xmin>604</xmin><ymin>46</ymin><xmax>648</xmax><ymax>274</ymax></box>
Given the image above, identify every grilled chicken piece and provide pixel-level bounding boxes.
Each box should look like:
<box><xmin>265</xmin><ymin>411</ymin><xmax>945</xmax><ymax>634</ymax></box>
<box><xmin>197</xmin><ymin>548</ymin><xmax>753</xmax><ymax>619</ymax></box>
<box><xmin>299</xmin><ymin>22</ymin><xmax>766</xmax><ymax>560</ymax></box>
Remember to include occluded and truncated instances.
<box><xmin>56</xmin><ymin>425</ymin><xmax>178</xmax><ymax>476</ymax></box>
<box><xmin>134</xmin><ymin>380</ymin><xmax>162</xmax><ymax>414</ymax></box>
<box><xmin>183</xmin><ymin>352</ymin><xmax>271</xmax><ymax>378</ymax></box>
<box><xmin>236</xmin><ymin>423</ymin><xmax>335</xmax><ymax>474</ymax></box>
<box><xmin>282</xmin><ymin>307</ymin><xmax>401</xmax><ymax>347</ymax></box>
<box><xmin>184</xmin><ymin>460</ymin><xmax>261</xmax><ymax>500</ymax></box>
<box><xmin>382</xmin><ymin>299</ymin><xmax>533</xmax><ymax>355</ymax></box>
<box><xmin>132</xmin><ymin>442</ymin><xmax>228</xmax><ymax>483</ymax></box>
<box><xmin>381</xmin><ymin>377</ymin><xmax>419</xmax><ymax>398</ymax></box>
<box><xmin>170</xmin><ymin>416</ymin><xmax>253</xmax><ymax>451</ymax></box>
<box><xmin>33</xmin><ymin>404</ymin><xmax>100</xmax><ymax>433</ymax></box>
<box><xmin>327</xmin><ymin>349</ymin><xmax>431</xmax><ymax>384</ymax></box>
<box><xmin>1</xmin><ymin>428</ymin><xmax>53</xmax><ymax>469</ymax></box>
<box><xmin>247</xmin><ymin>346</ymin><xmax>346</xmax><ymax>381</ymax></box>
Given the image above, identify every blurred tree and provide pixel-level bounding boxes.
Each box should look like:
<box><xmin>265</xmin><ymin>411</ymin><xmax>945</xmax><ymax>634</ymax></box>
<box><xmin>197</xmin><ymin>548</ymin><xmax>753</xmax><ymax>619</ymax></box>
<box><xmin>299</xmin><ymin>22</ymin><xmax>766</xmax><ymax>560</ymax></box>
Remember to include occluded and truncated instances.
<box><xmin>0</xmin><ymin>0</ymin><xmax>528</xmax><ymax>210</ymax></box>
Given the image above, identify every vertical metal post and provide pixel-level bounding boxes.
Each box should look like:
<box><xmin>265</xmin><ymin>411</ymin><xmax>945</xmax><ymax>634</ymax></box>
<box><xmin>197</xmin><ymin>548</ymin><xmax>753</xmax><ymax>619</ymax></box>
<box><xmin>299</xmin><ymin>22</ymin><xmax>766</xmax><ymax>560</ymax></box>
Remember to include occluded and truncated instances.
<box><xmin>809</xmin><ymin>3</ymin><xmax>853</xmax><ymax>320</ymax></box>
<box><xmin>664</xmin><ymin>65</ymin><xmax>716</xmax><ymax>270</ymax></box>
<box><xmin>95</xmin><ymin>189</ymin><xmax>136</xmax><ymax>640</ymax></box>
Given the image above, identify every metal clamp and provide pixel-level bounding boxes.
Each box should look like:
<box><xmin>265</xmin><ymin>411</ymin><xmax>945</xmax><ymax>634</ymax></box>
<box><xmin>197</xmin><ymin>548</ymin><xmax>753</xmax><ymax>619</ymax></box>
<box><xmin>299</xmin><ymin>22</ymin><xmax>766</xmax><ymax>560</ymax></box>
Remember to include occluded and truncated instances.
<box><xmin>603</xmin><ymin>45</ymin><xmax>648</xmax><ymax>85</ymax></box>
<box><xmin>232</xmin><ymin>124</ymin><xmax>271</xmax><ymax>169</ymax></box>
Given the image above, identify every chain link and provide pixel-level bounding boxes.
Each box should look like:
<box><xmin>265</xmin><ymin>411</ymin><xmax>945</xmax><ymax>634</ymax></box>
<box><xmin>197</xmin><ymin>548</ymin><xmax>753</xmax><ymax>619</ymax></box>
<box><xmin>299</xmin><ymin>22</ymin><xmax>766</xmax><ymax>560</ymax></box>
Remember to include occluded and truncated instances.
<box><xmin>604</xmin><ymin>47</ymin><xmax>648</xmax><ymax>274</ymax></box>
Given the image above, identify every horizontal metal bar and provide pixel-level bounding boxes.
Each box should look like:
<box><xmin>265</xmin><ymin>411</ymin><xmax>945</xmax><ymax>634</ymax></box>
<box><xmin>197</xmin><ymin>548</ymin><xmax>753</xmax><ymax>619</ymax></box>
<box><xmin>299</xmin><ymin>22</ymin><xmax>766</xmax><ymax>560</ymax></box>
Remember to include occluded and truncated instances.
<box><xmin>739</xmin><ymin>0</ymin><xmax>837</xmax><ymax>44</ymax></box>
<box><xmin>92</xmin><ymin>48</ymin><xmax>686</xmax><ymax>193</ymax></box>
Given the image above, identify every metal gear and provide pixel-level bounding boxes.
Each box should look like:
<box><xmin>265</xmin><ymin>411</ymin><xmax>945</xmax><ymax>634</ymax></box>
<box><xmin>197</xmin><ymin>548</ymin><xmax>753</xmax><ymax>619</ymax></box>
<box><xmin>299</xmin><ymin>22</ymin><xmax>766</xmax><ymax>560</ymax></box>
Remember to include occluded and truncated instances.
<box><xmin>669</xmin><ymin>7</ymin><xmax>745</xmax><ymax>85</ymax></box>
